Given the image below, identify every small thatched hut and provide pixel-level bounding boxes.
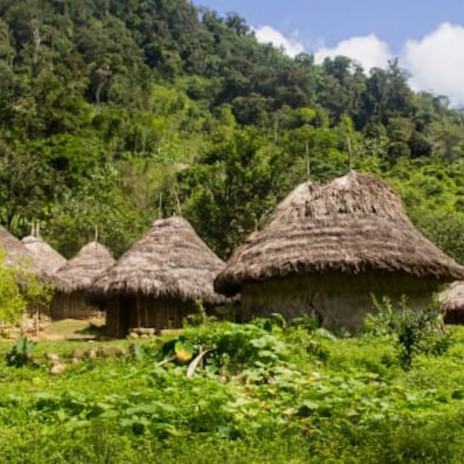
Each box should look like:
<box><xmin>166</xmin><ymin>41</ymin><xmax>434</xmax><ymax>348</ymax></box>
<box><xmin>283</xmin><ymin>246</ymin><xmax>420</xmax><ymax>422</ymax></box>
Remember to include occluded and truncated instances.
<box><xmin>92</xmin><ymin>216</ymin><xmax>229</xmax><ymax>337</ymax></box>
<box><xmin>0</xmin><ymin>226</ymin><xmax>50</xmax><ymax>278</ymax></box>
<box><xmin>22</xmin><ymin>234</ymin><xmax>67</xmax><ymax>275</ymax></box>
<box><xmin>215</xmin><ymin>171</ymin><xmax>464</xmax><ymax>332</ymax></box>
<box><xmin>0</xmin><ymin>226</ymin><xmax>63</xmax><ymax>323</ymax></box>
<box><xmin>52</xmin><ymin>241</ymin><xmax>115</xmax><ymax>320</ymax></box>
<box><xmin>439</xmin><ymin>282</ymin><xmax>464</xmax><ymax>324</ymax></box>
<box><xmin>1</xmin><ymin>226</ymin><xmax>35</xmax><ymax>268</ymax></box>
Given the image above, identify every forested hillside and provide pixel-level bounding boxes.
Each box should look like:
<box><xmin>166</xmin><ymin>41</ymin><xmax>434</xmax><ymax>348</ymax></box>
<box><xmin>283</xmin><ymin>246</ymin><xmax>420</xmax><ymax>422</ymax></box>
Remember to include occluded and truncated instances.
<box><xmin>1</xmin><ymin>0</ymin><xmax>464</xmax><ymax>260</ymax></box>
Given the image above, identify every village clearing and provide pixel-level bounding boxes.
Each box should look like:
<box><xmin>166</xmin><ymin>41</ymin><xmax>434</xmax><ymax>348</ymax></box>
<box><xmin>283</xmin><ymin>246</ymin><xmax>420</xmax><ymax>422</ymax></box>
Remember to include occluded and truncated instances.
<box><xmin>1</xmin><ymin>315</ymin><xmax>464</xmax><ymax>463</ymax></box>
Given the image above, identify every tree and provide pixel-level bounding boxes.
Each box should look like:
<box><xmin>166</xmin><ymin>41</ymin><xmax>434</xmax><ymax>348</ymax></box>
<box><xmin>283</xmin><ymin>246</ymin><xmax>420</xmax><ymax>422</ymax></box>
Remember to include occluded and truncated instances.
<box><xmin>180</xmin><ymin>129</ymin><xmax>287</xmax><ymax>257</ymax></box>
<box><xmin>0</xmin><ymin>142</ymin><xmax>63</xmax><ymax>231</ymax></box>
<box><xmin>47</xmin><ymin>164</ymin><xmax>145</xmax><ymax>257</ymax></box>
<box><xmin>363</xmin><ymin>60</ymin><xmax>414</xmax><ymax>125</ymax></box>
<box><xmin>413</xmin><ymin>211</ymin><xmax>464</xmax><ymax>264</ymax></box>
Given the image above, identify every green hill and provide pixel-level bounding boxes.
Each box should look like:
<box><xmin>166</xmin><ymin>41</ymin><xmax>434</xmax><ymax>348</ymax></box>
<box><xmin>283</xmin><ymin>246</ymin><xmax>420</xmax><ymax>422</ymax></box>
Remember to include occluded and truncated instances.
<box><xmin>0</xmin><ymin>0</ymin><xmax>463</xmax><ymax>260</ymax></box>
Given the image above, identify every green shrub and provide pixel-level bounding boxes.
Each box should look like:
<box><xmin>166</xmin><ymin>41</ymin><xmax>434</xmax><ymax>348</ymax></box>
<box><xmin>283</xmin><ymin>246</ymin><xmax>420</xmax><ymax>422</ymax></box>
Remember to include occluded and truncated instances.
<box><xmin>364</xmin><ymin>297</ymin><xmax>451</xmax><ymax>369</ymax></box>
<box><xmin>0</xmin><ymin>251</ymin><xmax>54</xmax><ymax>325</ymax></box>
<box><xmin>0</xmin><ymin>252</ymin><xmax>26</xmax><ymax>324</ymax></box>
<box><xmin>5</xmin><ymin>336</ymin><xmax>36</xmax><ymax>368</ymax></box>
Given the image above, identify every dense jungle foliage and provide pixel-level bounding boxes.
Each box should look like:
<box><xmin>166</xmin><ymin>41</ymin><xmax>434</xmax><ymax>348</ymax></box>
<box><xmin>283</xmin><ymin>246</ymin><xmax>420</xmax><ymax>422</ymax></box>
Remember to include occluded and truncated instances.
<box><xmin>1</xmin><ymin>314</ymin><xmax>464</xmax><ymax>463</ymax></box>
<box><xmin>1</xmin><ymin>0</ymin><xmax>464</xmax><ymax>261</ymax></box>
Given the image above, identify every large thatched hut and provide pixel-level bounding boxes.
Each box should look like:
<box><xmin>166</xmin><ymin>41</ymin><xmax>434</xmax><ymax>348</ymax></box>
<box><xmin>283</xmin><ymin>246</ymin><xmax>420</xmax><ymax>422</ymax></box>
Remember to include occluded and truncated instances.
<box><xmin>52</xmin><ymin>241</ymin><xmax>115</xmax><ymax>320</ymax></box>
<box><xmin>439</xmin><ymin>282</ymin><xmax>464</xmax><ymax>324</ymax></box>
<box><xmin>22</xmin><ymin>234</ymin><xmax>67</xmax><ymax>275</ymax></box>
<box><xmin>92</xmin><ymin>216</ymin><xmax>229</xmax><ymax>338</ymax></box>
<box><xmin>215</xmin><ymin>171</ymin><xmax>464</xmax><ymax>332</ymax></box>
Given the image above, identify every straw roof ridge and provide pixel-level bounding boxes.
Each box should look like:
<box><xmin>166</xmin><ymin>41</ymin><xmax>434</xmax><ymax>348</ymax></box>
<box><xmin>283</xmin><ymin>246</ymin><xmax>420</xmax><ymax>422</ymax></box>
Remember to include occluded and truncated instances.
<box><xmin>92</xmin><ymin>216</ymin><xmax>228</xmax><ymax>305</ymax></box>
<box><xmin>439</xmin><ymin>281</ymin><xmax>464</xmax><ymax>312</ymax></box>
<box><xmin>22</xmin><ymin>235</ymin><xmax>67</xmax><ymax>274</ymax></box>
<box><xmin>56</xmin><ymin>241</ymin><xmax>115</xmax><ymax>293</ymax></box>
<box><xmin>215</xmin><ymin>171</ymin><xmax>464</xmax><ymax>296</ymax></box>
<box><xmin>268</xmin><ymin>173</ymin><xmax>407</xmax><ymax>226</ymax></box>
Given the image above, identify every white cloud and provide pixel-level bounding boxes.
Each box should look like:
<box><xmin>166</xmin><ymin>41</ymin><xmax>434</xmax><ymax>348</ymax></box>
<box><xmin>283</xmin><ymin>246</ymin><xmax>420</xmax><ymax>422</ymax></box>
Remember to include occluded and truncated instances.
<box><xmin>402</xmin><ymin>23</ymin><xmax>464</xmax><ymax>105</ymax></box>
<box><xmin>253</xmin><ymin>23</ymin><xmax>464</xmax><ymax>105</ymax></box>
<box><xmin>254</xmin><ymin>25</ymin><xmax>305</xmax><ymax>58</ymax></box>
<box><xmin>314</xmin><ymin>34</ymin><xmax>393</xmax><ymax>71</ymax></box>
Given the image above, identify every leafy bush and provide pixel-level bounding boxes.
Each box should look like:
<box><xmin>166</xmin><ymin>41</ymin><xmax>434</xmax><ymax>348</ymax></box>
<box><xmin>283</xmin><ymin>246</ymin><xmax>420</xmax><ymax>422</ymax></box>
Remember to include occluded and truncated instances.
<box><xmin>0</xmin><ymin>252</ymin><xmax>54</xmax><ymax>325</ymax></box>
<box><xmin>5</xmin><ymin>336</ymin><xmax>36</xmax><ymax>368</ymax></box>
<box><xmin>364</xmin><ymin>297</ymin><xmax>451</xmax><ymax>368</ymax></box>
<box><xmin>0</xmin><ymin>253</ymin><xmax>27</xmax><ymax>324</ymax></box>
<box><xmin>183</xmin><ymin>300</ymin><xmax>217</xmax><ymax>327</ymax></box>
<box><xmin>156</xmin><ymin>321</ymin><xmax>290</xmax><ymax>378</ymax></box>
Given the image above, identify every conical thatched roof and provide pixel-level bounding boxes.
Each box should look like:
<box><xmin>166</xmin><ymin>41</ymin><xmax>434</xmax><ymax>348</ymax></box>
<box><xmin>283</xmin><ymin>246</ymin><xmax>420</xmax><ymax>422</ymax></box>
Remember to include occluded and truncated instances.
<box><xmin>0</xmin><ymin>226</ymin><xmax>48</xmax><ymax>277</ymax></box>
<box><xmin>439</xmin><ymin>282</ymin><xmax>464</xmax><ymax>312</ymax></box>
<box><xmin>56</xmin><ymin>241</ymin><xmax>115</xmax><ymax>293</ymax></box>
<box><xmin>22</xmin><ymin>235</ymin><xmax>67</xmax><ymax>275</ymax></box>
<box><xmin>0</xmin><ymin>226</ymin><xmax>31</xmax><ymax>265</ymax></box>
<box><xmin>92</xmin><ymin>216</ymin><xmax>228</xmax><ymax>305</ymax></box>
<box><xmin>215</xmin><ymin>171</ymin><xmax>464</xmax><ymax>296</ymax></box>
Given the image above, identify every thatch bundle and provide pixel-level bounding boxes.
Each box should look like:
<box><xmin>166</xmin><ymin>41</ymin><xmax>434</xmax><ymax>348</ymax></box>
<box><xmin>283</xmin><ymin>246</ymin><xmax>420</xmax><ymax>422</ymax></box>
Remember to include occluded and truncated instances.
<box><xmin>439</xmin><ymin>281</ymin><xmax>464</xmax><ymax>324</ymax></box>
<box><xmin>93</xmin><ymin>216</ymin><xmax>228</xmax><ymax>305</ymax></box>
<box><xmin>440</xmin><ymin>282</ymin><xmax>464</xmax><ymax>312</ymax></box>
<box><xmin>56</xmin><ymin>241</ymin><xmax>115</xmax><ymax>293</ymax></box>
<box><xmin>216</xmin><ymin>171</ymin><xmax>464</xmax><ymax>296</ymax></box>
<box><xmin>22</xmin><ymin>235</ymin><xmax>67</xmax><ymax>275</ymax></box>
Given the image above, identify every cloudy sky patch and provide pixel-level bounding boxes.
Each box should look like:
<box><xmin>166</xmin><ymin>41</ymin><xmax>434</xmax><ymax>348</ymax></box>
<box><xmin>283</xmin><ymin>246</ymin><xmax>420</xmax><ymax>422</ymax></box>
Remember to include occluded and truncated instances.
<box><xmin>254</xmin><ymin>25</ymin><xmax>305</xmax><ymax>57</ymax></box>
<box><xmin>249</xmin><ymin>22</ymin><xmax>464</xmax><ymax>105</ymax></box>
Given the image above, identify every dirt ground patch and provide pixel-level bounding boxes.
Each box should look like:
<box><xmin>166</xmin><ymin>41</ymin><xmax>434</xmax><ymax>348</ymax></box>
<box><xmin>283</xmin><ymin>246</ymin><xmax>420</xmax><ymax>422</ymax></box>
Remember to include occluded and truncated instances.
<box><xmin>38</xmin><ymin>318</ymin><xmax>106</xmax><ymax>341</ymax></box>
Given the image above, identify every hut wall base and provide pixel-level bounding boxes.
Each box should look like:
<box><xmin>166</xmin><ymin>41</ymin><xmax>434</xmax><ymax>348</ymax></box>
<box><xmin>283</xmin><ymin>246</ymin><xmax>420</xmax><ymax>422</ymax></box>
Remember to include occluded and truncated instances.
<box><xmin>241</xmin><ymin>273</ymin><xmax>439</xmax><ymax>333</ymax></box>
<box><xmin>51</xmin><ymin>293</ymin><xmax>104</xmax><ymax>321</ymax></box>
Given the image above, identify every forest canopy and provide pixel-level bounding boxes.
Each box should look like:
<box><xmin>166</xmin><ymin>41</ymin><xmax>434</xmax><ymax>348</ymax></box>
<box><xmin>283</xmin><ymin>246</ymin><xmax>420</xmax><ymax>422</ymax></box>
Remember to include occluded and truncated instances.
<box><xmin>0</xmin><ymin>0</ymin><xmax>463</xmax><ymax>261</ymax></box>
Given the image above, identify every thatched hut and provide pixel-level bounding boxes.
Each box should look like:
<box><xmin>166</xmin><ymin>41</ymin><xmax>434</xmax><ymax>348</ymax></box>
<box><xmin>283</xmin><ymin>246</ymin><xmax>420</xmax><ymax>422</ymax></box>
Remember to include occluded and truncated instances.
<box><xmin>0</xmin><ymin>226</ymin><xmax>51</xmax><ymax>278</ymax></box>
<box><xmin>52</xmin><ymin>241</ymin><xmax>115</xmax><ymax>320</ymax></box>
<box><xmin>439</xmin><ymin>282</ymin><xmax>464</xmax><ymax>324</ymax></box>
<box><xmin>0</xmin><ymin>226</ymin><xmax>63</xmax><ymax>325</ymax></box>
<box><xmin>22</xmin><ymin>234</ymin><xmax>67</xmax><ymax>275</ymax></box>
<box><xmin>92</xmin><ymin>216</ymin><xmax>229</xmax><ymax>338</ymax></box>
<box><xmin>1</xmin><ymin>226</ymin><xmax>35</xmax><ymax>268</ymax></box>
<box><xmin>215</xmin><ymin>171</ymin><xmax>464</xmax><ymax>332</ymax></box>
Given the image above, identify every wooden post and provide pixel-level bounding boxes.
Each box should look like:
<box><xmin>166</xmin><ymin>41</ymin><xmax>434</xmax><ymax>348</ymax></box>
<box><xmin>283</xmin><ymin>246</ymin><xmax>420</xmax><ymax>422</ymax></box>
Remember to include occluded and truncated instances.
<box><xmin>158</xmin><ymin>193</ymin><xmax>163</xmax><ymax>219</ymax></box>
<box><xmin>305</xmin><ymin>143</ymin><xmax>311</xmax><ymax>179</ymax></box>
<box><xmin>347</xmin><ymin>137</ymin><xmax>353</xmax><ymax>171</ymax></box>
<box><xmin>145</xmin><ymin>299</ymin><xmax>148</xmax><ymax>328</ymax></box>
<box><xmin>173</xmin><ymin>187</ymin><xmax>182</xmax><ymax>217</ymax></box>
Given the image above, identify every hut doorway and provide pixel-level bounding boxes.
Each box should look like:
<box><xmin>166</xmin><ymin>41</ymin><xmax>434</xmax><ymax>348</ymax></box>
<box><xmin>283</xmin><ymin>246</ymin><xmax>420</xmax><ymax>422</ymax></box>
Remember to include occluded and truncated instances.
<box><xmin>120</xmin><ymin>297</ymin><xmax>131</xmax><ymax>335</ymax></box>
<box><xmin>444</xmin><ymin>311</ymin><xmax>464</xmax><ymax>325</ymax></box>
<box><xmin>127</xmin><ymin>297</ymin><xmax>194</xmax><ymax>332</ymax></box>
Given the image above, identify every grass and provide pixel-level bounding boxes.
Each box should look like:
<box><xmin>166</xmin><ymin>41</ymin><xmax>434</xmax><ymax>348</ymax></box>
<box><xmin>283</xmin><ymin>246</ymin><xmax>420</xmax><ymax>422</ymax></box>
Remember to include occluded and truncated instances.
<box><xmin>0</xmin><ymin>322</ymin><xmax>464</xmax><ymax>463</ymax></box>
<box><xmin>48</xmin><ymin>318</ymin><xmax>106</xmax><ymax>339</ymax></box>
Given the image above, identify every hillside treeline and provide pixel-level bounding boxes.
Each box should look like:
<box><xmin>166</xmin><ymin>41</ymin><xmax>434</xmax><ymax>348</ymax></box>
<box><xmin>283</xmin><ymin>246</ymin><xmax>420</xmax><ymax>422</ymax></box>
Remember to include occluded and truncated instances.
<box><xmin>1</xmin><ymin>0</ymin><xmax>464</xmax><ymax>261</ymax></box>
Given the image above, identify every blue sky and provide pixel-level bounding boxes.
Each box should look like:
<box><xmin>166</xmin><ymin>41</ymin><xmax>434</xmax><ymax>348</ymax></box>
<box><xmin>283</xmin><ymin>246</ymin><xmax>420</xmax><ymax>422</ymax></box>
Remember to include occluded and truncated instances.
<box><xmin>191</xmin><ymin>0</ymin><xmax>464</xmax><ymax>104</ymax></box>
